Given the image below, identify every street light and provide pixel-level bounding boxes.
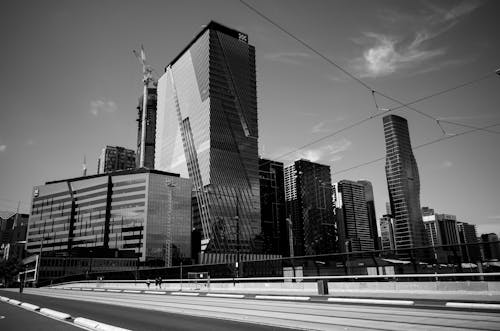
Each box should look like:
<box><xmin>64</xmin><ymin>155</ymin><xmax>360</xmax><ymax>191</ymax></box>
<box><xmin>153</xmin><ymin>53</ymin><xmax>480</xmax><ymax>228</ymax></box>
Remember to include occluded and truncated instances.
<box><xmin>35</xmin><ymin>236</ymin><xmax>51</xmax><ymax>287</ymax></box>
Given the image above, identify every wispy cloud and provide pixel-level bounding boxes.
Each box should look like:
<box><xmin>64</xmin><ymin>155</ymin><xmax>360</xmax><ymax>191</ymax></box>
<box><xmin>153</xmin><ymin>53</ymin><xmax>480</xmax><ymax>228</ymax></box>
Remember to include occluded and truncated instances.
<box><xmin>352</xmin><ymin>1</ymin><xmax>482</xmax><ymax>77</ymax></box>
<box><xmin>441</xmin><ymin>160</ymin><xmax>453</xmax><ymax>168</ymax></box>
<box><xmin>0</xmin><ymin>145</ymin><xmax>6</xmax><ymax>152</ymax></box>
<box><xmin>352</xmin><ymin>32</ymin><xmax>444</xmax><ymax>77</ymax></box>
<box><xmin>312</xmin><ymin>122</ymin><xmax>328</xmax><ymax>133</ymax></box>
<box><xmin>263</xmin><ymin>51</ymin><xmax>312</xmax><ymax>65</ymax></box>
<box><xmin>90</xmin><ymin>99</ymin><xmax>117</xmax><ymax>116</ymax></box>
<box><xmin>275</xmin><ymin>138</ymin><xmax>352</xmax><ymax>163</ymax></box>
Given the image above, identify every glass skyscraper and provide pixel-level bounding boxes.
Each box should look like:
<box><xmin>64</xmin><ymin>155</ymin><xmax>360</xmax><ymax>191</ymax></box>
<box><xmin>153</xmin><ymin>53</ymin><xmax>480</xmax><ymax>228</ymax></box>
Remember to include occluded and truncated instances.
<box><xmin>97</xmin><ymin>145</ymin><xmax>136</xmax><ymax>174</ymax></box>
<box><xmin>156</xmin><ymin>21</ymin><xmax>260</xmax><ymax>255</ymax></box>
<box><xmin>26</xmin><ymin>169</ymin><xmax>191</xmax><ymax>267</ymax></box>
<box><xmin>334</xmin><ymin>180</ymin><xmax>375</xmax><ymax>253</ymax></box>
<box><xmin>284</xmin><ymin>159</ymin><xmax>335</xmax><ymax>256</ymax></box>
<box><xmin>383</xmin><ymin>114</ymin><xmax>428</xmax><ymax>254</ymax></box>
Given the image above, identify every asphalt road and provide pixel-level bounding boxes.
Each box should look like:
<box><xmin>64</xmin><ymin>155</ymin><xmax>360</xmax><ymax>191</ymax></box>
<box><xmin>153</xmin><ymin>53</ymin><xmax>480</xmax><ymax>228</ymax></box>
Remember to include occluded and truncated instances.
<box><xmin>0</xmin><ymin>289</ymin><xmax>292</xmax><ymax>331</ymax></box>
<box><xmin>2</xmin><ymin>288</ymin><xmax>500</xmax><ymax>330</ymax></box>
<box><xmin>0</xmin><ymin>298</ymin><xmax>82</xmax><ymax>331</ymax></box>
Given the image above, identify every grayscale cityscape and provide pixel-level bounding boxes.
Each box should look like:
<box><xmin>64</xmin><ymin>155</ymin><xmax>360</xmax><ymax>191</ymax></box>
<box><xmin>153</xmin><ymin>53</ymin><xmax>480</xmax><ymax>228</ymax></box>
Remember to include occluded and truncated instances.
<box><xmin>1</xmin><ymin>1</ymin><xmax>499</xmax><ymax>330</ymax></box>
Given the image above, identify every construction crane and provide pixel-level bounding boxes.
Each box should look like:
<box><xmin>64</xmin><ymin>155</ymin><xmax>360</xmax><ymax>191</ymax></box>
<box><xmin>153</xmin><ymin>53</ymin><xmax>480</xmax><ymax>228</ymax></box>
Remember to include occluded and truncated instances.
<box><xmin>133</xmin><ymin>45</ymin><xmax>156</xmax><ymax>168</ymax></box>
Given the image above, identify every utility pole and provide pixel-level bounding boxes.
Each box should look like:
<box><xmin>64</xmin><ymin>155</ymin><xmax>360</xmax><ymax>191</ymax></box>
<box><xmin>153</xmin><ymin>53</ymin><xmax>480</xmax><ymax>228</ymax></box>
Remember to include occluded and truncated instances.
<box><xmin>235</xmin><ymin>195</ymin><xmax>240</xmax><ymax>280</ymax></box>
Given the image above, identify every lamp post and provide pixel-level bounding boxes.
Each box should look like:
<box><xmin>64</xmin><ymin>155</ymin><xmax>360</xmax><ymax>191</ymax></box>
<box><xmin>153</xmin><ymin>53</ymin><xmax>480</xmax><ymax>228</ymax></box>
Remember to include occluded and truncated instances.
<box><xmin>35</xmin><ymin>236</ymin><xmax>51</xmax><ymax>287</ymax></box>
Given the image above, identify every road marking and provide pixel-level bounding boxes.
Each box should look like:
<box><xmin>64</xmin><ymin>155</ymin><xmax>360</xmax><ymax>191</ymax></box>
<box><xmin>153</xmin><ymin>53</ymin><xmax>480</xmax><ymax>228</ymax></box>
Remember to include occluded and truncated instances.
<box><xmin>106</xmin><ymin>289</ymin><xmax>122</xmax><ymax>292</ymax></box>
<box><xmin>81</xmin><ymin>288</ymin><xmax>93</xmax><ymax>291</ymax></box>
<box><xmin>94</xmin><ymin>288</ymin><xmax>106</xmax><ymax>291</ymax></box>
<box><xmin>327</xmin><ymin>298</ymin><xmax>414</xmax><ymax>305</ymax></box>
<box><xmin>255</xmin><ymin>295</ymin><xmax>310</xmax><ymax>301</ymax></box>
<box><xmin>144</xmin><ymin>291</ymin><xmax>166</xmax><ymax>295</ymax></box>
<box><xmin>123</xmin><ymin>290</ymin><xmax>141</xmax><ymax>293</ymax></box>
<box><xmin>446</xmin><ymin>302</ymin><xmax>500</xmax><ymax>310</ymax></box>
<box><xmin>171</xmin><ymin>292</ymin><xmax>199</xmax><ymax>296</ymax></box>
<box><xmin>206</xmin><ymin>293</ymin><xmax>245</xmax><ymax>298</ymax></box>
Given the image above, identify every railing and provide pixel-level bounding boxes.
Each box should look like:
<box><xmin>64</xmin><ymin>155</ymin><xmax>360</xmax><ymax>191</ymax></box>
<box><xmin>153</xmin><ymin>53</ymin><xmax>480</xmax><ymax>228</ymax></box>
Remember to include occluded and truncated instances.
<box><xmin>39</xmin><ymin>241</ymin><xmax>500</xmax><ymax>287</ymax></box>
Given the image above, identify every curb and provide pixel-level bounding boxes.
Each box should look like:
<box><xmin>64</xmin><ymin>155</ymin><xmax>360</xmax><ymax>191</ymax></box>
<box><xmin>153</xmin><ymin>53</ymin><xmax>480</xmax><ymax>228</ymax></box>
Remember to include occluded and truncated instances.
<box><xmin>255</xmin><ymin>295</ymin><xmax>311</xmax><ymax>301</ymax></box>
<box><xmin>74</xmin><ymin>317</ymin><xmax>131</xmax><ymax>331</ymax></box>
<box><xmin>20</xmin><ymin>302</ymin><xmax>40</xmax><ymax>311</ymax></box>
<box><xmin>7</xmin><ymin>299</ymin><xmax>21</xmax><ymax>305</ymax></box>
<box><xmin>39</xmin><ymin>308</ymin><xmax>72</xmax><ymax>320</ymax></box>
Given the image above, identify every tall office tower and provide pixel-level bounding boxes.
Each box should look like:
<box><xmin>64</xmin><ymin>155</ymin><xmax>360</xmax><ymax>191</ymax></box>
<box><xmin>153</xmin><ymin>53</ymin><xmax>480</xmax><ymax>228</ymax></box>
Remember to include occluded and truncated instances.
<box><xmin>156</xmin><ymin>22</ymin><xmax>260</xmax><ymax>258</ymax></box>
<box><xmin>380</xmin><ymin>214</ymin><xmax>396</xmax><ymax>251</ymax></box>
<box><xmin>136</xmin><ymin>88</ymin><xmax>157</xmax><ymax>169</ymax></box>
<box><xmin>457</xmin><ymin>221</ymin><xmax>480</xmax><ymax>262</ymax></box>
<box><xmin>284</xmin><ymin>159</ymin><xmax>335</xmax><ymax>256</ymax></box>
<box><xmin>357</xmin><ymin>180</ymin><xmax>379</xmax><ymax>250</ymax></box>
<box><xmin>259</xmin><ymin>158</ymin><xmax>286</xmax><ymax>255</ymax></box>
<box><xmin>0</xmin><ymin>212</ymin><xmax>29</xmax><ymax>259</ymax></box>
<box><xmin>383</xmin><ymin>114</ymin><xmax>428</xmax><ymax>256</ymax></box>
<box><xmin>422</xmin><ymin>209</ymin><xmax>461</xmax><ymax>262</ymax></box>
<box><xmin>334</xmin><ymin>180</ymin><xmax>375</xmax><ymax>253</ymax></box>
<box><xmin>97</xmin><ymin>146</ymin><xmax>136</xmax><ymax>174</ymax></box>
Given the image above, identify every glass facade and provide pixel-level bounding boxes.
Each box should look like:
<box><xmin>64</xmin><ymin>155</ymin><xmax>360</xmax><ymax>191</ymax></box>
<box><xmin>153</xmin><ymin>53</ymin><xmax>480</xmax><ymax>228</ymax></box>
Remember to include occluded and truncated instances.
<box><xmin>26</xmin><ymin>169</ymin><xmax>191</xmax><ymax>266</ymax></box>
<box><xmin>334</xmin><ymin>180</ymin><xmax>375</xmax><ymax>253</ymax></box>
<box><xmin>284</xmin><ymin>159</ymin><xmax>336</xmax><ymax>256</ymax></box>
<box><xmin>156</xmin><ymin>22</ymin><xmax>260</xmax><ymax>255</ymax></box>
<box><xmin>383</xmin><ymin>115</ymin><xmax>428</xmax><ymax>255</ymax></box>
<box><xmin>97</xmin><ymin>145</ymin><xmax>136</xmax><ymax>174</ymax></box>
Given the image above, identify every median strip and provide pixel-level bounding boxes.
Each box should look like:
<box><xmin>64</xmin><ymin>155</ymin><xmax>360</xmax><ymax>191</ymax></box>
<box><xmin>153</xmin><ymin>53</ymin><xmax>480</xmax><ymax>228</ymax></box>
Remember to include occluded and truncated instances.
<box><xmin>144</xmin><ymin>291</ymin><xmax>166</xmax><ymax>295</ymax></box>
<box><xmin>445</xmin><ymin>302</ymin><xmax>500</xmax><ymax>310</ymax></box>
<box><xmin>20</xmin><ymin>302</ymin><xmax>40</xmax><ymax>311</ymax></box>
<box><xmin>327</xmin><ymin>298</ymin><xmax>414</xmax><ymax>306</ymax></box>
<box><xmin>74</xmin><ymin>317</ymin><xmax>131</xmax><ymax>331</ymax></box>
<box><xmin>106</xmin><ymin>289</ymin><xmax>122</xmax><ymax>292</ymax></box>
<box><xmin>123</xmin><ymin>290</ymin><xmax>141</xmax><ymax>293</ymax></box>
<box><xmin>7</xmin><ymin>299</ymin><xmax>21</xmax><ymax>305</ymax></box>
<box><xmin>255</xmin><ymin>295</ymin><xmax>310</xmax><ymax>301</ymax></box>
<box><xmin>39</xmin><ymin>308</ymin><xmax>72</xmax><ymax>320</ymax></box>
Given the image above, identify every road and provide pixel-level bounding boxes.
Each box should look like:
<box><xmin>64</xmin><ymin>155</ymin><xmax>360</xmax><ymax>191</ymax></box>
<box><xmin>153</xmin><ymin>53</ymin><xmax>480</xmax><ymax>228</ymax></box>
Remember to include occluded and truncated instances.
<box><xmin>0</xmin><ymin>295</ymin><xmax>82</xmax><ymax>330</ymax></box>
<box><xmin>1</xmin><ymin>288</ymin><xmax>500</xmax><ymax>330</ymax></box>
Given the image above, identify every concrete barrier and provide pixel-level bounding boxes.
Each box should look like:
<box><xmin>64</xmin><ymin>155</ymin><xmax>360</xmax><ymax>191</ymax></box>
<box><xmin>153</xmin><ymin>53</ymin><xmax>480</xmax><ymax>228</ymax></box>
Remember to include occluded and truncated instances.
<box><xmin>39</xmin><ymin>308</ymin><xmax>72</xmax><ymax>320</ymax></box>
<box><xmin>20</xmin><ymin>302</ymin><xmax>40</xmax><ymax>311</ymax></box>
<box><xmin>74</xmin><ymin>317</ymin><xmax>132</xmax><ymax>331</ymax></box>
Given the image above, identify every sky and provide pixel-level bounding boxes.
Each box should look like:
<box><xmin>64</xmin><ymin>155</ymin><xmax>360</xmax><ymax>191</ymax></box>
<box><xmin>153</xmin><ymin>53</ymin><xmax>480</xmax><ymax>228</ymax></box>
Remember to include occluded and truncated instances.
<box><xmin>1</xmin><ymin>0</ymin><xmax>499</xmax><ymax>236</ymax></box>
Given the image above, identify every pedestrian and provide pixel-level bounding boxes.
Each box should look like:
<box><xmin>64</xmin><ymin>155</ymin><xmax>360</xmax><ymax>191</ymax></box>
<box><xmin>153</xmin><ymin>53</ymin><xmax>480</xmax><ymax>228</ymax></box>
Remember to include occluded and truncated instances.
<box><xmin>146</xmin><ymin>279</ymin><xmax>151</xmax><ymax>288</ymax></box>
<box><xmin>158</xmin><ymin>277</ymin><xmax>162</xmax><ymax>289</ymax></box>
<box><xmin>155</xmin><ymin>277</ymin><xmax>158</xmax><ymax>288</ymax></box>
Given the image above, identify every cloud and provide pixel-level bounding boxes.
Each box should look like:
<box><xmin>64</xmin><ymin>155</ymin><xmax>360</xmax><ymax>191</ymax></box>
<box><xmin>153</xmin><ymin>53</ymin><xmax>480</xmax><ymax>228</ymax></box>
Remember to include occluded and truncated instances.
<box><xmin>352</xmin><ymin>1</ymin><xmax>482</xmax><ymax>78</ymax></box>
<box><xmin>275</xmin><ymin>138</ymin><xmax>352</xmax><ymax>164</ymax></box>
<box><xmin>90</xmin><ymin>99</ymin><xmax>117</xmax><ymax>116</ymax></box>
<box><xmin>441</xmin><ymin>160</ymin><xmax>453</xmax><ymax>168</ymax></box>
<box><xmin>352</xmin><ymin>32</ymin><xmax>444</xmax><ymax>77</ymax></box>
<box><xmin>263</xmin><ymin>52</ymin><xmax>312</xmax><ymax>65</ymax></box>
<box><xmin>0</xmin><ymin>145</ymin><xmax>6</xmax><ymax>152</ymax></box>
<box><xmin>26</xmin><ymin>139</ymin><xmax>34</xmax><ymax>146</ymax></box>
<box><xmin>312</xmin><ymin>122</ymin><xmax>328</xmax><ymax>133</ymax></box>
<box><xmin>487</xmin><ymin>215</ymin><xmax>500</xmax><ymax>221</ymax></box>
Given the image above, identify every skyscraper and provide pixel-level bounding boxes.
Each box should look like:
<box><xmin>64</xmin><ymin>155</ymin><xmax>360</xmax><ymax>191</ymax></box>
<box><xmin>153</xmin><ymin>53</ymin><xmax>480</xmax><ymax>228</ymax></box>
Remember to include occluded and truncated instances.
<box><xmin>422</xmin><ymin>209</ymin><xmax>461</xmax><ymax>263</ymax></box>
<box><xmin>383</xmin><ymin>114</ymin><xmax>428</xmax><ymax>255</ymax></box>
<box><xmin>380</xmin><ymin>214</ymin><xmax>396</xmax><ymax>251</ymax></box>
<box><xmin>156</xmin><ymin>22</ymin><xmax>260</xmax><ymax>257</ymax></box>
<box><xmin>357</xmin><ymin>180</ymin><xmax>379</xmax><ymax>250</ymax></box>
<box><xmin>136</xmin><ymin>87</ymin><xmax>157</xmax><ymax>169</ymax></box>
<box><xmin>284</xmin><ymin>159</ymin><xmax>335</xmax><ymax>256</ymax></box>
<box><xmin>97</xmin><ymin>146</ymin><xmax>136</xmax><ymax>174</ymax></box>
<box><xmin>334</xmin><ymin>180</ymin><xmax>375</xmax><ymax>253</ymax></box>
<box><xmin>457</xmin><ymin>221</ymin><xmax>480</xmax><ymax>262</ymax></box>
<box><xmin>259</xmin><ymin>158</ymin><xmax>286</xmax><ymax>256</ymax></box>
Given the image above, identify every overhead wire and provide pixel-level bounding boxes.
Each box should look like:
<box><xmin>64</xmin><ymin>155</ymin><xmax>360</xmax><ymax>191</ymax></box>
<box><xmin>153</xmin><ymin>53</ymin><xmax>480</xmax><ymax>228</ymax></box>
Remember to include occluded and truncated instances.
<box><xmin>239</xmin><ymin>0</ymin><xmax>500</xmax><ymax>167</ymax></box>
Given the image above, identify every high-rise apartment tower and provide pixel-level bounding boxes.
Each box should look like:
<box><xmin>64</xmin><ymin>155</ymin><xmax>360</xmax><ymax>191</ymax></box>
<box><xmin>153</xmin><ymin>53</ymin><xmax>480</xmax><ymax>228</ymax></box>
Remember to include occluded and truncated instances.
<box><xmin>383</xmin><ymin>115</ymin><xmax>428</xmax><ymax>255</ymax></box>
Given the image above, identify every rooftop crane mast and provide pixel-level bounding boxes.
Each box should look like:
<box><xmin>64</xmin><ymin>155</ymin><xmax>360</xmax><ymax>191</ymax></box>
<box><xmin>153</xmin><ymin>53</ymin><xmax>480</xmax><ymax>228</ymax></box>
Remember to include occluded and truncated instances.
<box><xmin>133</xmin><ymin>45</ymin><xmax>156</xmax><ymax>168</ymax></box>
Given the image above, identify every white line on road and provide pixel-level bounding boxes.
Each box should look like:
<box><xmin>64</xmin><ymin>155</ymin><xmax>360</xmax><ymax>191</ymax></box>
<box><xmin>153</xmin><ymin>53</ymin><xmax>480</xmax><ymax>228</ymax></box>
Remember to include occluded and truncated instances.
<box><xmin>206</xmin><ymin>293</ymin><xmax>245</xmax><ymax>298</ymax></box>
<box><xmin>255</xmin><ymin>295</ymin><xmax>310</xmax><ymax>301</ymax></box>
<box><xmin>144</xmin><ymin>291</ymin><xmax>166</xmax><ymax>295</ymax></box>
<box><xmin>446</xmin><ymin>302</ymin><xmax>500</xmax><ymax>310</ymax></box>
<box><xmin>171</xmin><ymin>292</ymin><xmax>200</xmax><ymax>296</ymax></box>
<box><xmin>327</xmin><ymin>298</ymin><xmax>414</xmax><ymax>306</ymax></box>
